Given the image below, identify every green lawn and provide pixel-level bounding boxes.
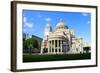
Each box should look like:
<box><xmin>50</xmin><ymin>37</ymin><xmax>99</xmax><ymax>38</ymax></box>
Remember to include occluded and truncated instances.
<box><xmin>23</xmin><ymin>53</ymin><xmax>91</xmax><ymax>62</ymax></box>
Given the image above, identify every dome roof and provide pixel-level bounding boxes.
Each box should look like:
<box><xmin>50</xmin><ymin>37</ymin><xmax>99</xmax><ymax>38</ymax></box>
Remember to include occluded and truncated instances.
<box><xmin>56</xmin><ymin>19</ymin><xmax>68</xmax><ymax>30</ymax></box>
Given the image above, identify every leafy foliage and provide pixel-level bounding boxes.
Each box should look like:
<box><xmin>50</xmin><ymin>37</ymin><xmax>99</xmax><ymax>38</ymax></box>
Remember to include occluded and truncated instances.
<box><xmin>23</xmin><ymin>37</ymin><xmax>39</xmax><ymax>49</ymax></box>
<box><xmin>83</xmin><ymin>46</ymin><xmax>90</xmax><ymax>53</ymax></box>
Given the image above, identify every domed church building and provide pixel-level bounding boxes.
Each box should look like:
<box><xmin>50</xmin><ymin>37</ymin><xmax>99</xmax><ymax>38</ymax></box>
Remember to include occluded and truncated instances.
<box><xmin>41</xmin><ymin>19</ymin><xmax>83</xmax><ymax>54</ymax></box>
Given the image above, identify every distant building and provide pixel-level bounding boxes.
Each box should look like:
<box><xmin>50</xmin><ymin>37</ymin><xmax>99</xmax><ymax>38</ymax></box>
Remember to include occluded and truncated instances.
<box><xmin>23</xmin><ymin>33</ymin><xmax>30</xmax><ymax>40</ymax></box>
<box><xmin>31</xmin><ymin>35</ymin><xmax>43</xmax><ymax>49</ymax></box>
<box><xmin>41</xmin><ymin>19</ymin><xmax>84</xmax><ymax>54</ymax></box>
<box><xmin>23</xmin><ymin>33</ymin><xmax>26</xmax><ymax>39</ymax></box>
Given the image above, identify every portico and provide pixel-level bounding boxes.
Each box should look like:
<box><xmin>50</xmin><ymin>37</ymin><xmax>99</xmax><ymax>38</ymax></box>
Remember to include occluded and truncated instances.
<box><xmin>48</xmin><ymin>39</ymin><xmax>63</xmax><ymax>54</ymax></box>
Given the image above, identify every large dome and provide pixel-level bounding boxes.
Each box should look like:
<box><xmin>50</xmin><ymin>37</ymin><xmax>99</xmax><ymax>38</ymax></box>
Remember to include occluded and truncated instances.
<box><xmin>56</xmin><ymin>19</ymin><xmax>68</xmax><ymax>30</ymax></box>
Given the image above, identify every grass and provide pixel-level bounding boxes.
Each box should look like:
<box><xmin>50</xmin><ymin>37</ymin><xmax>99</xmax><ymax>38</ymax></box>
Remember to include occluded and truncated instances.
<box><xmin>23</xmin><ymin>53</ymin><xmax>91</xmax><ymax>62</ymax></box>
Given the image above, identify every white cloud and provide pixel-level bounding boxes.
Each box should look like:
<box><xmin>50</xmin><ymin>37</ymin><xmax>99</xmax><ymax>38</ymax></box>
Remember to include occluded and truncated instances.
<box><xmin>45</xmin><ymin>17</ymin><xmax>51</xmax><ymax>22</ymax></box>
<box><xmin>23</xmin><ymin>17</ymin><xmax>27</xmax><ymax>22</ymax></box>
<box><xmin>81</xmin><ymin>13</ymin><xmax>89</xmax><ymax>16</ymax></box>
<box><xmin>23</xmin><ymin>17</ymin><xmax>33</xmax><ymax>28</ymax></box>
<box><xmin>25</xmin><ymin>22</ymin><xmax>33</xmax><ymax>28</ymax></box>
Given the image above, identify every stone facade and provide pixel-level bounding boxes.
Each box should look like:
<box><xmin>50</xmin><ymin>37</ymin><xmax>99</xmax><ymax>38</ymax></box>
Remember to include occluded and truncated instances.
<box><xmin>41</xmin><ymin>20</ymin><xmax>83</xmax><ymax>54</ymax></box>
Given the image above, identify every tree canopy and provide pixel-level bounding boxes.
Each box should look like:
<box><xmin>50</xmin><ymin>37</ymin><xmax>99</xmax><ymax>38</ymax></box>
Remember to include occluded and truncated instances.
<box><xmin>83</xmin><ymin>46</ymin><xmax>90</xmax><ymax>53</ymax></box>
<box><xmin>23</xmin><ymin>37</ymin><xmax>39</xmax><ymax>49</ymax></box>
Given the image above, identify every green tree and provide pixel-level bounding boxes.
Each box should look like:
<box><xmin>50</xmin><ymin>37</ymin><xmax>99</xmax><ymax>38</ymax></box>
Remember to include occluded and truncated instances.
<box><xmin>23</xmin><ymin>38</ymin><xmax>27</xmax><ymax>49</ymax></box>
<box><xmin>83</xmin><ymin>46</ymin><xmax>90</xmax><ymax>53</ymax></box>
<box><xmin>23</xmin><ymin>37</ymin><xmax>39</xmax><ymax>53</ymax></box>
<box><xmin>24</xmin><ymin>38</ymin><xmax>39</xmax><ymax>49</ymax></box>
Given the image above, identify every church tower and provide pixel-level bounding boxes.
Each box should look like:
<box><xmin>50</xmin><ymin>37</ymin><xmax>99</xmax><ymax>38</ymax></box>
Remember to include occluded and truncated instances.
<box><xmin>44</xmin><ymin>23</ymin><xmax>52</xmax><ymax>40</ymax></box>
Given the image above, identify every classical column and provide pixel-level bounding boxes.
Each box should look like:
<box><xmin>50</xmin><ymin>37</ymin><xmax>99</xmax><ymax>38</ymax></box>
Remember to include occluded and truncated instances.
<box><xmin>57</xmin><ymin>40</ymin><xmax>59</xmax><ymax>54</ymax></box>
<box><xmin>54</xmin><ymin>40</ymin><xmax>55</xmax><ymax>54</ymax></box>
<box><xmin>51</xmin><ymin>40</ymin><xmax>52</xmax><ymax>54</ymax></box>
<box><xmin>60</xmin><ymin>40</ymin><xmax>62</xmax><ymax>53</ymax></box>
<box><xmin>62</xmin><ymin>40</ymin><xmax>63</xmax><ymax>53</ymax></box>
<box><xmin>48</xmin><ymin>41</ymin><xmax>50</xmax><ymax>54</ymax></box>
<box><xmin>41</xmin><ymin>48</ymin><xmax>43</xmax><ymax>54</ymax></box>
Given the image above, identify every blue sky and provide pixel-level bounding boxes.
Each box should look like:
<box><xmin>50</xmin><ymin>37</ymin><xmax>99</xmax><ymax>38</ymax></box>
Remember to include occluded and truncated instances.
<box><xmin>23</xmin><ymin>10</ymin><xmax>91</xmax><ymax>44</ymax></box>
